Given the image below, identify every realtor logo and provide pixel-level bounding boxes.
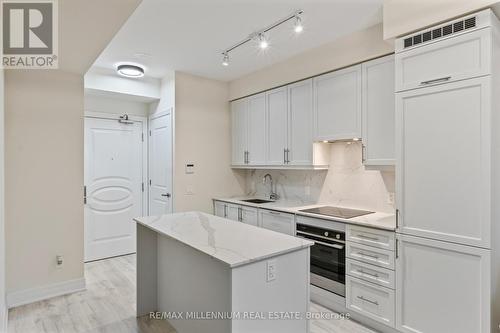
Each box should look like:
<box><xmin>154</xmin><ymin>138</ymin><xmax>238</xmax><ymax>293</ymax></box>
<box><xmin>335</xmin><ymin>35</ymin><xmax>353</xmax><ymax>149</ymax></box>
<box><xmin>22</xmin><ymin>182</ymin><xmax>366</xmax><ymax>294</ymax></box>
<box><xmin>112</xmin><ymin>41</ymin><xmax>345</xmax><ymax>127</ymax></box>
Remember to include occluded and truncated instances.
<box><xmin>2</xmin><ymin>0</ymin><xmax>58</xmax><ymax>68</ymax></box>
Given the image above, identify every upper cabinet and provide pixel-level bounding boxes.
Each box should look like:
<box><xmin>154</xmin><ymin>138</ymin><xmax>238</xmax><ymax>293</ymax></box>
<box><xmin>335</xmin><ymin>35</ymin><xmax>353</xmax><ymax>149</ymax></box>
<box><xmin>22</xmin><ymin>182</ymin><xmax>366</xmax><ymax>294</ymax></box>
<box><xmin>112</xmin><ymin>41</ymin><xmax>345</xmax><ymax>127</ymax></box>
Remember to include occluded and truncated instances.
<box><xmin>231</xmin><ymin>98</ymin><xmax>248</xmax><ymax>166</ymax></box>
<box><xmin>266</xmin><ymin>87</ymin><xmax>288</xmax><ymax>165</ymax></box>
<box><xmin>362</xmin><ymin>55</ymin><xmax>396</xmax><ymax>166</ymax></box>
<box><xmin>313</xmin><ymin>65</ymin><xmax>362</xmax><ymax>141</ymax></box>
<box><xmin>247</xmin><ymin>93</ymin><xmax>267</xmax><ymax>165</ymax></box>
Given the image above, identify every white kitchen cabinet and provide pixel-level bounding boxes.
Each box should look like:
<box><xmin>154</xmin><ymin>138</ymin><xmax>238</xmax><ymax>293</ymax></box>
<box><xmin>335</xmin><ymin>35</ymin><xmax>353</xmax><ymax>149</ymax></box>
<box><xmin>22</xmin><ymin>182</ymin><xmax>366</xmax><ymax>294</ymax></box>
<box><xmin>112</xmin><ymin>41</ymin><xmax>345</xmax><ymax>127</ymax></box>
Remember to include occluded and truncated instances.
<box><xmin>240</xmin><ymin>206</ymin><xmax>259</xmax><ymax>226</ymax></box>
<box><xmin>361</xmin><ymin>55</ymin><xmax>395</xmax><ymax>166</ymax></box>
<box><xmin>346</xmin><ymin>276</ymin><xmax>395</xmax><ymax>328</ymax></box>
<box><xmin>395</xmin><ymin>234</ymin><xmax>490</xmax><ymax>333</ymax></box>
<box><xmin>395</xmin><ymin>27</ymin><xmax>491</xmax><ymax>92</ymax></box>
<box><xmin>231</xmin><ymin>98</ymin><xmax>248</xmax><ymax>165</ymax></box>
<box><xmin>247</xmin><ymin>93</ymin><xmax>267</xmax><ymax>165</ymax></box>
<box><xmin>266</xmin><ymin>87</ymin><xmax>288</xmax><ymax>165</ymax></box>
<box><xmin>214</xmin><ymin>201</ymin><xmax>227</xmax><ymax>218</ymax></box>
<box><xmin>346</xmin><ymin>242</ymin><xmax>395</xmax><ymax>270</ymax></box>
<box><xmin>346</xmin><ymin>224</ymin><xmax>395</xmax><ymax>251</ymax></box>
<box><xmin>288</xmin><ymin>79</ymin><xmax>314</xmax><ymax>165</ymax></box>
<box><xmin>313</xmin><ymin>65</ymin><xmax>362</xmax><ymax>141</ymax></box>
<box><xmin>259</xmin><ymin>209</ymin><xmax>295</xmax><ymax>235</ymax></box>
<box><xmin>396</xmin><ymin>77</ymin><xmax>491</xmax><ymax>248</ymax></box>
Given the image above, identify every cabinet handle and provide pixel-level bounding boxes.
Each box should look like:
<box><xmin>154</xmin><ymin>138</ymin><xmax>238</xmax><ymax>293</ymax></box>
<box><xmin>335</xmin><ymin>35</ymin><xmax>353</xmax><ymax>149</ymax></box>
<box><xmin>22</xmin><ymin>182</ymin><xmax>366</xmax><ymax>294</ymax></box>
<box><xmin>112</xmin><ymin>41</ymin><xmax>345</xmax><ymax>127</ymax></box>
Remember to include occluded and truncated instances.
<box><xmin>286</xmin><ymin>149</ymin><xmax>290</xmax><ymax>164</ymax></box>
<box><xmin>396</xmin><ymin>209</ymin><xmax>400</xmax><ymax>229</ymax></box>
<box><xmin>357</xmin><ymin>234</ymin><xmax>379</xmax><ymax>241</ymax></box>
<box><xmin>246</xmin><ymin>151</ymin><xmax>250</xmax><ymax>164</ymax></box>
<box><xmin>361</xmin><ymin>145</ymin><xmax>366</xmax><ymax>163</ymax></box>
<box><xmin>357</xmin><ymin>252</ymin><xmax>379</xmax><ymax>260</ymax></box>
<box><xmin>420</xmin><ymin>76</ymin><xmax>451</xmax><ymax>85</ymax></box>
<box><xmin>284</xmin><ymin>148</ymin><xmax>287</xmax><ymax>164</ymax></box>
<box><xmin>268</xmin><ymin>211</ymin><xmax>281</xmax><ymax>215</ymax></box>
<box><xmin>357</xmin><ymin>296</ymin><xmax>379</xmax><ymax>306</ymax></box>
<box><xmin>224</xmin><ymin>204</ymin><xmax>227</xmax><ymax>218</ymax></box>
<box><xmin>238</xmin><ymin>207</ymin><xmax>242</xmax><ymax>221</ymax></box>
<box><xmin>396</xmin><ymin>239</ymin><xmax>399</xmax><ymax>259</ymax></box>
<box><xmin>357</xmin><ymin>269</ymin><xmax>379</xmax><ymax>278</ymax></box>
<box><xmin>83</xmin><ymin>186</ymin><xmax>87</xmax><ymax>204</ymax></box>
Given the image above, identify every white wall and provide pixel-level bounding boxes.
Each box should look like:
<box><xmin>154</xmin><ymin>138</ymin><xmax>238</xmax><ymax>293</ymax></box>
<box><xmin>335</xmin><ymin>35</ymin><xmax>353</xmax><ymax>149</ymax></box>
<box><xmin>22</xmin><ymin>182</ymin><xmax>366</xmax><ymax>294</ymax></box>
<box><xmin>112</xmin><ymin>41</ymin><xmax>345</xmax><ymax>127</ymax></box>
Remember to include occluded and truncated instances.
<box><xmin>5</xmin><ymin>70</ymin><xmax>84</xmax><ymax>299</ymax></box>
<box><xmin>149</xmin><ymin>73</ymin><xmax>175</xmax><ymax>115</ymax></box>
<box><xmin>0</xmin><ymin>69</ymin><xmax>6</xmax><ymax>330</ymax></box>
<box><xmin>84</xmin><ymin>94</ymin><xmax>150</xmax><ymax>117</ymax></box>
<box><xmin>174</xmin><ymin>72</ymin><xmax>246</xmax><ymax>213</ymax></box>
<box><xmin>246</xmin><ymin>143</ymin><xmax>395</xmax><ymax>213</ymax></box>
<box><xmin>383</xmin><ymin>0</ymin><xmax>500</xmax><ymax>39</ymax></box>
<box><xmin>229</xmin><ymin>24</ymin><xmax>393</xmax><ymax>100</ymax></box>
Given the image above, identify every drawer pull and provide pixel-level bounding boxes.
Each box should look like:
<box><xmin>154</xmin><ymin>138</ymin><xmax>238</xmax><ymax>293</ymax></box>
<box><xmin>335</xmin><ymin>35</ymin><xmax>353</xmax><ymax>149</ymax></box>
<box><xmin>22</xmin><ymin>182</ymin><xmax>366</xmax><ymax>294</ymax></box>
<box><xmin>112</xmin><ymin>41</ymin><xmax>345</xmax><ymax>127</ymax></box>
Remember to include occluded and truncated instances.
<box><xmin>357</xmin><ymin>252</ymin><xmax>379</xmax><ymax>260</ymax></box>
<box><xmin>357</xmin><ymin>269</ymin><xmax>379</xmax><ymax>278</ymax></box>
<box><xmin>268</xmin><ymin>211</ymin><xmax>281</xmax><ymax>215</ymax></box>
<box><xmin>357</xmin><ymin>295</ymin><xmax>379</xmax><ymax>306</ymax></box>
<box><xmin>357</xmin><ymin>234</ymin><xmax>379</xmax><ymax>241</ymax></box>
<box><xmin>420</xmin><ymin>76</ymin><xmax>451</xmax><ymax>85</ymax></box>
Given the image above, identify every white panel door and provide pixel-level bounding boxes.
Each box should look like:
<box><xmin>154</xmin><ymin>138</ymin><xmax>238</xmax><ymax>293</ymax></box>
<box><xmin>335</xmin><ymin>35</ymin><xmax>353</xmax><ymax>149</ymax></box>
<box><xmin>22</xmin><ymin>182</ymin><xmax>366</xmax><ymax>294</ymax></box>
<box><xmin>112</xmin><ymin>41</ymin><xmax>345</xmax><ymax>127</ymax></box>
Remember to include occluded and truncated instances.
<box><xmin>247</xmin><ymin>93</ymin><xmax>267</xmax><ymax>165</ymax></box>
<box><xmin>396</xmin><ymin>234</ymin><xmax>490</xmax><ymax>333</ymax></box>
<box><xmin>231</xmin><ymin>99</ymin><xmax>248</xmax><ymax>165</ymax></box>
<box><xmin>149</xmin><ymin>111</ymin><xmax>173</xmax><ymax>216</ymax></box>
<box><xmin>84</xmin><ymin>117</ymin><xmax>144</xmax><ymax>261</ymax></box>
<box><xmin>314</xmin><ymin>65</ymin><xmax>362</xmax><ymax>141</ymax></box>
<box><xmin>362</xmin><ymin>55</ymin><xmax>395</xmax><ymax>166</ymax></box>
<box><xmin>288</xmin><ymin>79</ymin><xmax>313</xmax><ymax>166</ymax></box>
<box><xmin>396</xmin><ymin>77</ymin><xmax>491</xmax><ymax>247</ymax></box>
<box><xmin>266</xmin><ymin>87</ymin><xmax>288</xmax><ymax>165</ymax></box>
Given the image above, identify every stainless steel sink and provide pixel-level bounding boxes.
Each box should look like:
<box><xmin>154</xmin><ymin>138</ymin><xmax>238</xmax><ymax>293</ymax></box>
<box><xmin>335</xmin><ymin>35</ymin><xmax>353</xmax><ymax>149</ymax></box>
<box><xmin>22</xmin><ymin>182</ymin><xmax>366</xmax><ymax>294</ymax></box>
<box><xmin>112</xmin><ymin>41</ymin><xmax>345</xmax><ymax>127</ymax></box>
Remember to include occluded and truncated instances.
<box><xmin>241</xmin><ymin>199</ymin><xmax>274</xmax><ymax>204</ymax></box>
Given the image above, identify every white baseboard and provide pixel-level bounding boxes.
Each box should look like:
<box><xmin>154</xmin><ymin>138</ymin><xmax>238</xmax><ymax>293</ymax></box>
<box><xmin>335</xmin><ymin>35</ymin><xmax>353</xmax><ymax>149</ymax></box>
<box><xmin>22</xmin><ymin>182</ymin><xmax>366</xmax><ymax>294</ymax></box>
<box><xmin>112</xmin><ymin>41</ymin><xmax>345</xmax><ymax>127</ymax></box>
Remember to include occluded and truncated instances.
<box><xmin>6</xmin><ymin>278</ymin><xmax>86</xmax><ymax>309</ymax></box>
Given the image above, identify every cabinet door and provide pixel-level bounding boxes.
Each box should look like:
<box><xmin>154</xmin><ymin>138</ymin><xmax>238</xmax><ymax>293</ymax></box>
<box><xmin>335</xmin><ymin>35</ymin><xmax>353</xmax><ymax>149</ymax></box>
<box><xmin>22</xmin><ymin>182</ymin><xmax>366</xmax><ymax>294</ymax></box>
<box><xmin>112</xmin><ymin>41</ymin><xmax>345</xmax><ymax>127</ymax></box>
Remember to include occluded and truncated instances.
<box><xmin>226</xmin><ymin>204</ymin><xmax>240</xmax><ymax>221</ymax></box>
<box><xmin>396</xmin><ymin>77</ymin><xmax>491</xmax><ymax>247</ymax></box>
<box><xmin>362</xmin><ymin>55</ymin><xmax>395</xmax><ymax>166</ymax></box>
<box><xmin>240</xmin><ymin>206</ymin><xmax>259</xmax><ymax>226</ymax></box>
<box><xmin>313</xmin><ymin>65</ymin><xmax>362</xmax><ymax>141</ymax></box>
<box><xmin>396</xmin><ymin>234</ymin><xmax>490</xmax><ymax>333</ymax></box>
<box><xmin>231</xmin><ymin>99</ymin><xmax>248</xmax><ymax>165</ymax></box>
<box><xmin>214</xmin><ymin>201</ymin><xmax>227</xmax><ymax>218</ymax></box>
<box><xmin>247</xmin><ymin>93</ymin><xmax>267</xmax><ymax>165</ymax></box>
<box><xmin>288</xmin><ymin>79</ymin><xmax>313</xmax><ymax>165</ymax></box>
<box><xmin>267</xmin><ymin>87</ymin><xmax>288</xmax><ymax>165</ymax></box>
<box><xmin>259</xmin><ymin>209</ymin><xmax>295</xmax><ymax>235</ymax></box>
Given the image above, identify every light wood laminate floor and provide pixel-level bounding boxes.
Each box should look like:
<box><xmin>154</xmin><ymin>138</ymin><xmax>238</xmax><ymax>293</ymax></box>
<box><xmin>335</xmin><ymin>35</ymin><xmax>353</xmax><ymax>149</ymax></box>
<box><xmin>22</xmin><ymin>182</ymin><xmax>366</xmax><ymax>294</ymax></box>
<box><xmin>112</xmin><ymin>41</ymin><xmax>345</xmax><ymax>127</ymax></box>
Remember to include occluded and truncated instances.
<box><xmin>8</xmin><ymin>254</ymin><xmax>376</xmax><ymax>333</ymax></box>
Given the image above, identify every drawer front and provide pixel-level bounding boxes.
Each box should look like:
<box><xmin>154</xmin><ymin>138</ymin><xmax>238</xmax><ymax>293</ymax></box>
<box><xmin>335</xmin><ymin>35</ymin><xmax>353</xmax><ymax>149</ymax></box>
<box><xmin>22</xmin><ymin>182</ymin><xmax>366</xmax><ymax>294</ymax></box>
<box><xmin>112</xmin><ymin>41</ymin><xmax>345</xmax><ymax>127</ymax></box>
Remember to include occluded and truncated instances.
<box><xmin>346</xmin><ymin>242</ymin><xmax>395</xmax><ymax>270</ymax></box>
<box><xmin>260</xmin><ymin>210</ymin><xmax>295</xmax><ymax>235</ymax></box>
<box><xmin>395</xmin><ymin>28</ymin><xmax>491</xmax><ymax>92</ymax></box>
<box><xmin>346</xmin><ymin>258</ymin><xmax>395</xmax><ymax>289</ymax></box>
<box><xmin>241</xmin><ymin>207</ymin><xmax>259</xmax><ymax>226</ymax></box>
<box><xmin>346</xmin><ymin>276</ymin><xmax>395</xmax><ymax>327</ymax></box>
<box><xmin>346</xmin><ymin>225</ymin><xmax>395</xmax><ymax>250</ymax></box>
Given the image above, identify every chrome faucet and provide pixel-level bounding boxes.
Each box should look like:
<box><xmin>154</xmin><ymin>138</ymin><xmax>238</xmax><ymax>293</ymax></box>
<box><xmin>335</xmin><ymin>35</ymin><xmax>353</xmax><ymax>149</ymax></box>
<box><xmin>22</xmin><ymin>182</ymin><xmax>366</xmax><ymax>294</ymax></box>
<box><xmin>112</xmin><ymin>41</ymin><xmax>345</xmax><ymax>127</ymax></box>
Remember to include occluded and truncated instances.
<box><xmin>263</xmin><ymin>174</ymin><xmax>279</xmax><ymax>201</ymax></box>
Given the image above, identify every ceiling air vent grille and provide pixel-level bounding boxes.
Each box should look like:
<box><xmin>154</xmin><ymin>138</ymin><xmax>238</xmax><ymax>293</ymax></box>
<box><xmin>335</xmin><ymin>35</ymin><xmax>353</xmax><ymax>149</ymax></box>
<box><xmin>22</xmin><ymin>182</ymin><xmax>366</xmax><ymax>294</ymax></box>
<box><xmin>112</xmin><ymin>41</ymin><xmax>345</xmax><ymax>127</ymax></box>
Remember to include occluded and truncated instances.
<box><xmin>403</xmin><ymin>15</ymin><xmax>477</xmax><ymax>49</ymax></box>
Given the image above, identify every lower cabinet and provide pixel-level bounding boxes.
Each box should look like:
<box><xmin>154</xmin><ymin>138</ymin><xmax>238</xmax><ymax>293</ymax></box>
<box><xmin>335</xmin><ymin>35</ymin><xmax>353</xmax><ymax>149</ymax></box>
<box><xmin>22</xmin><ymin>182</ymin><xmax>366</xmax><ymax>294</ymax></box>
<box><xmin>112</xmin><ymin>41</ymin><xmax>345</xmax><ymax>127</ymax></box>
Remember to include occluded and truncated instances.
<box><xmin>395</xmin><ymin>234</ymin><xmax>490</xmax><ymax>333</ymax></box>
<box><xmin>240</xmin><ymin>206</ymin><xmax>259</xmax><ymax>226</ymax></box>
<box><xmin>259</xmin><ymin>209</ymin><xmax>295</xmax><ymax>235</ymax></box>
<box><xmin>346</xmin><ymin>276</ymin><xmax>395</xmax><ymax>328</ymax></box>
<box><xmin>213</xmin><ymin>201</ymin><xmax>258</xmax><ymax>226</ymax></box>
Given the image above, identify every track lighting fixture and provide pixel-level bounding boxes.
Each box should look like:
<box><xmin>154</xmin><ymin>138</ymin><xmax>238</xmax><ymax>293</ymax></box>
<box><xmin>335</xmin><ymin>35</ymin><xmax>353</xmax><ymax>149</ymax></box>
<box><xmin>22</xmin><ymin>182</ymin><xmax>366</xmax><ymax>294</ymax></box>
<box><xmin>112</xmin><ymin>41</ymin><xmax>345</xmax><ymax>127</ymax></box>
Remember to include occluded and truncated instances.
<box><xmin>294</xmin><ymin>15</ymin><xmax>303</xmax><ymax>33</ymax></box>
<box><xmin>222</xmin><ymin>53</ymin><xmax>229</xmax><ymax>66</ymax></box>
<box><xmin>220</xmin><ymin>10</ymin><xmax>304</xmax><ymax>67</ymax></box>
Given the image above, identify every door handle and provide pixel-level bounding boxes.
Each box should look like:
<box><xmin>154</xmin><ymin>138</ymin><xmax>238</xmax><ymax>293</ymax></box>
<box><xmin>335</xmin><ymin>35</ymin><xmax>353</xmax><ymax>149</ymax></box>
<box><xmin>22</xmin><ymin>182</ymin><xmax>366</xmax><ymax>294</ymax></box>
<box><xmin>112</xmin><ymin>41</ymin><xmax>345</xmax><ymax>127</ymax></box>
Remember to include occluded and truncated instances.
<box><xmin>161</xmin><ymin>193</ymin><xmax>171</xmax><ymax>198</ymax></box>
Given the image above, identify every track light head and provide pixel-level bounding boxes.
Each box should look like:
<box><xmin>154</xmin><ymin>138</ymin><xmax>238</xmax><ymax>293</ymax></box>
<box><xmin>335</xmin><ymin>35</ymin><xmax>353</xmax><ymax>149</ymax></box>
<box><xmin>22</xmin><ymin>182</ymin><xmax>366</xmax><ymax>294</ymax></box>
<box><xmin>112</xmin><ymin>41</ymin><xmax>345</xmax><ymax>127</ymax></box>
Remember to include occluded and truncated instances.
<box><xmin>258</xmin><ymin>33</ymin><xmax>269</xmax><ymax>49</ymax></box>
<box><xmin>294</xmin><ymin>15</ymin><xmax>303</xmax><ymax>33</ymax></box>
<box><xmin>222</xmin><ymin>53</ymin><xmax>229</xmax><ymax>66</ymax></box>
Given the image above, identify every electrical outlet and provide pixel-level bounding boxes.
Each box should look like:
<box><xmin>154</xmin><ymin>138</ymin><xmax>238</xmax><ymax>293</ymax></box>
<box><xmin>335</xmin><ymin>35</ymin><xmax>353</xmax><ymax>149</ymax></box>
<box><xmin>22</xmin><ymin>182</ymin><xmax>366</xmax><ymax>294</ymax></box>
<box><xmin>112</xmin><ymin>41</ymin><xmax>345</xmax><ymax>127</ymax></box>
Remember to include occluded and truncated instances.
<box><xmin>266</xmin><ymin>260</ymin><xmax>277</xmax><ymax>282</ymax></box>
<box><xmin>56</xmin><ymin>255</ymin><xmax>63</xmax><ymax>268</ymax></box>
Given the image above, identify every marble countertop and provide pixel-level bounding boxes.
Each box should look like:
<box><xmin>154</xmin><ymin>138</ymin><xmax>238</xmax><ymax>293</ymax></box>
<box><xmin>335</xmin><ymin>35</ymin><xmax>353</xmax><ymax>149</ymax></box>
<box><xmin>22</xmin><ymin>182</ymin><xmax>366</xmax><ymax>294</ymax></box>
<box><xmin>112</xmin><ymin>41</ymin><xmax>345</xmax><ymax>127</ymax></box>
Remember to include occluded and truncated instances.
<box><xmin>134</xmin><ymin>211</ymin><xmax>313</xmax><ymax>268</ymax></box>
<box><xmin>213</xmin><ymin>197</ymin><xmax>396</xmax><ymax>231</ymax></box>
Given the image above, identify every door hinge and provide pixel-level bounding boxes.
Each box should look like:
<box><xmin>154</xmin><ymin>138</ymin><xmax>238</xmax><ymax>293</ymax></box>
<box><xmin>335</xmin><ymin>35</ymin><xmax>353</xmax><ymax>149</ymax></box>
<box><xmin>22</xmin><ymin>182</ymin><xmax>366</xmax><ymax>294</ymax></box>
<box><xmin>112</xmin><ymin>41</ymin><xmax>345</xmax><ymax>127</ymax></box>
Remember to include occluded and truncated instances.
<box><xmin>83</xmin><ymin>185</ymin><xmax>87</xmax><ymax>204</ymax></box>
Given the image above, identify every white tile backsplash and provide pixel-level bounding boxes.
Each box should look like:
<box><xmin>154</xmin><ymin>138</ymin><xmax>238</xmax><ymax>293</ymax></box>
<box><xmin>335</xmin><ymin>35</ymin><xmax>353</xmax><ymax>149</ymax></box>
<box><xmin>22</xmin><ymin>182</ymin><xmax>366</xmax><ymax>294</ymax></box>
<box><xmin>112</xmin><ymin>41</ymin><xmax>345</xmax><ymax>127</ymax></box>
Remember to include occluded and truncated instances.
<box><xmin>245</xmin><ymin>142</ymin><xmax>395</xmax><ymax>213</ymax></box>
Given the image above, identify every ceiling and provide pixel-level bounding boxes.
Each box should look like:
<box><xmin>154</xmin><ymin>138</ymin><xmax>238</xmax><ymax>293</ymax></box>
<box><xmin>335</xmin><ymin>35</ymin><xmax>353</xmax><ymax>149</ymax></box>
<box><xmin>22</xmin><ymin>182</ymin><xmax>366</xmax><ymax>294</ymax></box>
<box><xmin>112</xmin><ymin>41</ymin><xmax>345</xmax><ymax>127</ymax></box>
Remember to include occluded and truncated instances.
<box><xmin>90</xmin><ymin>0</ymin><xmax>383</xmax><ymax>82</ymax></box>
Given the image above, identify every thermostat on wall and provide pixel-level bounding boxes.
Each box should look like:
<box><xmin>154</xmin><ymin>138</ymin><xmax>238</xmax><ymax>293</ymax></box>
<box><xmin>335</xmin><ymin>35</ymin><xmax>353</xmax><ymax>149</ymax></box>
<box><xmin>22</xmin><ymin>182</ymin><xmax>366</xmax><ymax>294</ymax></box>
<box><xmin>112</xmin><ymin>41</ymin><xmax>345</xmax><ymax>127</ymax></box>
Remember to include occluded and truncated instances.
<box><xmin>185</xmin><ymin>163</ymin><xmax>195</xmax><ymax>174</ymax></box>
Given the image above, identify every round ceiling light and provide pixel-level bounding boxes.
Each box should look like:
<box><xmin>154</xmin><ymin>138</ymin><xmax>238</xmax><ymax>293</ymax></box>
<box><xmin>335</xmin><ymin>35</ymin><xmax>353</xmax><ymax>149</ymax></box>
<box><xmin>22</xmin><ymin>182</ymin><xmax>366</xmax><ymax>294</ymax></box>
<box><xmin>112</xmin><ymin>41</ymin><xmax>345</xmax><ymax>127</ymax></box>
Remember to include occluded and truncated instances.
<box><xmin>116</xmin><ymin>64</ymin><xmax>145</xmax><ymax>78</ymax></box>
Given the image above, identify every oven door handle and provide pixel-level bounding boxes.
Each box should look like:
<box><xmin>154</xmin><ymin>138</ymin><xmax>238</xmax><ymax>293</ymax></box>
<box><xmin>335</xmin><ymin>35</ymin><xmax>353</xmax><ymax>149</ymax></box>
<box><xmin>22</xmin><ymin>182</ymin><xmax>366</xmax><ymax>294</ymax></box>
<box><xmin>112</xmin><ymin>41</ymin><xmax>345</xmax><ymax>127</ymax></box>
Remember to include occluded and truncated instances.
<box><xmin>296</xmin><ymin>235</ymin><xmax>345</xmax><ymax>250</ymax></box>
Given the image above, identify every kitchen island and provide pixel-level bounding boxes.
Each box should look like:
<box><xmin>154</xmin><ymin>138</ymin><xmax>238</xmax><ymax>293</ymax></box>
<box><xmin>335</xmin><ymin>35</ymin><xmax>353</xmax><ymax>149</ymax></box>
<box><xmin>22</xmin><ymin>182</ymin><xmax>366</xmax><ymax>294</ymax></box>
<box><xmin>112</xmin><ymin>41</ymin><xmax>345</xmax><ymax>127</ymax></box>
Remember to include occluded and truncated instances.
<box><xmin>134</xmin><ymin>212</ymin><xmax>313</xmax><ymax>333</ymax></box>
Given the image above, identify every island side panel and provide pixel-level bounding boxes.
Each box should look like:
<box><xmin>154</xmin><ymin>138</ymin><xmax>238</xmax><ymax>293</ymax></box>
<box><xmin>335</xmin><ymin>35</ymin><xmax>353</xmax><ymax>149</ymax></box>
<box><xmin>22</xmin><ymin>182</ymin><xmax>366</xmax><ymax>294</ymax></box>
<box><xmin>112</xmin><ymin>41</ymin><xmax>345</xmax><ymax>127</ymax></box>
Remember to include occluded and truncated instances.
<box><xmin>231</xmin><ymin>248</ymin><xmax>310</xmax><ymax>333</ymax></box>
<box><xmin>157</xmin><ymin>235</ymin><xmax>232</xmax><ymax>333</ymax></box>
<box><xmin>137</xmin><ymin>224</ymin><xmax>158</xmax><ymax>316</ymax></box>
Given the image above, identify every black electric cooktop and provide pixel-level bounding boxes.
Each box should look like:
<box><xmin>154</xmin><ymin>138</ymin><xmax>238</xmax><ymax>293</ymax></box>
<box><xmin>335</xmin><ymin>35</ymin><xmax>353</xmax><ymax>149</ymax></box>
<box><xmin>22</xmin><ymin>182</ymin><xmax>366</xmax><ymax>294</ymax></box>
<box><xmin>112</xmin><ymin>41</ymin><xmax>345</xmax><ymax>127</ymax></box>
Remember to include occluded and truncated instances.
<box><xmin>299</xmin><ymin>206</ymin><xmax>374</xmax><ymax>219</ymax></box>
